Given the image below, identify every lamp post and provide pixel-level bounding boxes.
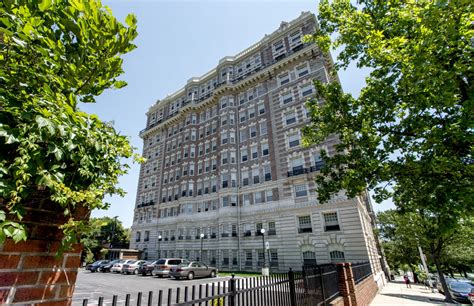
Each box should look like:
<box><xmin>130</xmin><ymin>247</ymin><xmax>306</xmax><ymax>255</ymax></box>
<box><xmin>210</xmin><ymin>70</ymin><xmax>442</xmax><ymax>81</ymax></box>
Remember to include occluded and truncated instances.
<box><xmin>109</xmin><ymin>216</ymin><xmax>118</xmax><ymax>249</ymax></box>
<box><xmin>260</xmin><ymin>228</ymin><xmax>269</xmax><ymax>276</ymax></box>
<box><xmin>200</xmin><ymin>233</ymin><xmax>205</xmax><ymax>262</ymax></box>
<box><xmin>157</xmin><ymin>235</ymin><xmax>162</xmax><ymax>259</ymax></box>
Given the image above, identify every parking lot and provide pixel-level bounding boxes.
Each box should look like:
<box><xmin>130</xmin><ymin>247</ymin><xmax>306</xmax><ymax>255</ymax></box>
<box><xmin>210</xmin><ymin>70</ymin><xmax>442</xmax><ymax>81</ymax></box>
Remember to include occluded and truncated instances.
<box><xmin>73</xmin><ymin>269</ymin><xmax>233</xmax><ymax>305</ymax></box>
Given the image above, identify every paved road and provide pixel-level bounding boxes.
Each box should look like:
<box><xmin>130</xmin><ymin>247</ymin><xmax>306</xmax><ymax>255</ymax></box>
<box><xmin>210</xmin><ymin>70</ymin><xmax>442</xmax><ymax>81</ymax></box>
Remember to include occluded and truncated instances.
<box><xmin>73</xmin><ymin>269</ymin><xmax>233</xmax><ymax>305</ymax></box>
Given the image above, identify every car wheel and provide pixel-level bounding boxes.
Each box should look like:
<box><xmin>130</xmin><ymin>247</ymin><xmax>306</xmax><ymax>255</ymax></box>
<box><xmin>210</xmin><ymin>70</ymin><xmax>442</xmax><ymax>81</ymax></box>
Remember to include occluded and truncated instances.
<box><xmin>97</xmin><ymin>268</ymin><xmax>102</xmax><ymax>272</ymax></box>
<box><xmin>187</xmin><ymin>272</ymin><xmax>194</xmax><ymax>280</ymax></box>
<box><xmin>210</xmin><ymin>270</ymin><xmax>216</xmax><ymax>278</ymax></box>
<box><xmin>134</xmin><ymin>269</ymin><xmax>139</xmax><ymax>275</ymax></box>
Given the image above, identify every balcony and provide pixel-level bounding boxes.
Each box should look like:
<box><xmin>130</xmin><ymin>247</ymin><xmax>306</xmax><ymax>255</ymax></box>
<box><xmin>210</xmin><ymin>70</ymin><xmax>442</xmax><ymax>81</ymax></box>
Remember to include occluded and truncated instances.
<box><xmin>298</xmin><ymin>227</ymin><xmax>313</xmax><ymax>233</ymax></box>
<box><xmin>287</xmin><ymin>167</ymin><xmax>308</xmax><ymax>177</ymax></box>
<box><xmin>310</xmin><ymin>161</ymin><xmax>325</xmax><ymax>172</ymax></box>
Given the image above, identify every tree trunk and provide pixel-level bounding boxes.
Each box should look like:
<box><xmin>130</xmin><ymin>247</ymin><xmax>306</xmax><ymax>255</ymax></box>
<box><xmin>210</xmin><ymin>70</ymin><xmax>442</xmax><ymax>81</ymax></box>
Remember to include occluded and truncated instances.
<box><xmin>433</xmin><ymin>255</ymin><xmax>453</xmax><ymax>303</ymax></box>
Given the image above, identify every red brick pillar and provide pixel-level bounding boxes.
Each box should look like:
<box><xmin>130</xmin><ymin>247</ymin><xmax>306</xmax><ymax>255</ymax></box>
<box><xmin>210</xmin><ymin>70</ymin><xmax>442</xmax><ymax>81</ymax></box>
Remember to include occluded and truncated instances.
<box><xmin>0</xmin><ymin>196</ymin><xmax>88</xmax><ymax>305</ymax></box>
<box><xmin>336</xmin><ymin>263</ymin><xmax>357</xmax><ymax>306</ymax></box>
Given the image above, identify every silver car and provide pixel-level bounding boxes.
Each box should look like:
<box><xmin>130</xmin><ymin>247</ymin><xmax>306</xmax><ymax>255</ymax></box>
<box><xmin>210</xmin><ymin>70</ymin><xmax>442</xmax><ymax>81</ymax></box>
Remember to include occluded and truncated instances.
<box><xmin>110</xmin><ymin>259</ymin><xmax>134</xmax><ymax>273</ymax></box>
<box><xmin>152</xmin><ymin>258</ymin><xmax>187</xmax><ymax>277</ymax></box>
<box><xmin>169</xmin><ymin>261</ymin><xmax>218</xmax><ymax>280</ymax></box>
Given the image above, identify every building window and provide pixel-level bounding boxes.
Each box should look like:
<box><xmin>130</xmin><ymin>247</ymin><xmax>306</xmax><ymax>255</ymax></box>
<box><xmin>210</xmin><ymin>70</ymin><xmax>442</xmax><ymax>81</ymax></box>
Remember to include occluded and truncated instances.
<box><xmin>285</xmin><ymin>112</ymin><xmax>297</xmax><ymax>125</ymax></box>
<box><xmin>296</xmin><ymin>64</ymin><xmax>309</xmax><ymax>78</ymax></box>
<box><xmin>243</xmin><ymin>194</ymin><xmax>250</xmax><ymax>206</ymax></box>
<box><xmin>266</xmin><ymin>190</ymin><xmax>273</xmax><ymax>202</ymax></box>
<box><xmin>270</xmin><ymin>250</ymin><xmax>279</xmax><ymax>267</ymax></box>
<box><xmin>278</xmin><ymin>73</ymin><xmax>290</xmax><ymax>86</ymax></box>
<box><xmin>323</xmin><ymin>212</ymin><xmax>341</xmax><ymax>231</ymax></box>
<box><xmin>259</xmin><ymin>122</ymin><xmax>267</xmax><ymax>135</ymax></box>
<box><xmin>264</xmin><ymin>165</ymin><xmax>271</xmax><ymax>181</ymax></box>
<box><xmin>239</xmin><ymin>112</ymin><xmax>246</xmax><ymax>123</ymax></box>
<box><xmin>258</xmin><ymin>103</ymin><xmax>265</xmax><ymax>115</ymax></box>
<box><xmin>135</xmin><ymin>232</ymin><xmax>141</xmax><ymax>242</ymax></box>
<box><xmin>248</xmin><ymin>107</ymin><xmax>255</xmax><ymax>119</ymax></box>
<box><xmin>303</xmin><ymin>251</ymin><xmax>317</xmax><ymax>266</ymax></box>
<box><xmin>255</xmin><ymin>191</ymin><xmax>263</xmax><ymax>204</ymax></box>
<box><xmin>240</xmin><ymin>130</ymin><xmax>248</xmax><ymax>142</ymax></box>
<box><xmin>295</xmin><ymin>184</ymin><xmax>308</xmax><ymax>197</ymax></box>
<box><xmin>252</xmin><ymin>168</ymin><xmax>260</xmax><ymax>184</ymax></box>
<box><xmin>251</xmin><ymin>146</ymin><xmax>258</xmax><ymax>159</ymax></box>
<box><xmin>291</xmin><ymin>157</ymin><xmax>304</xmax><ymax>175</ymax></box>
<box><xmin>268</xmin><ymin>221</ymin><xmax>276</xmax><ymax>235</ymax></box>
<box><xmin>298</xmin><ymin>215</ymin><xmax>312</xmax><ymax>233</ymax></box>
<box><xmin>221</xmin><ymin>196</ymin><xmax>229</xmax><ymax>207</ymax></box>
<box><xmin>250</xmin><ymin>126</ymin><xmax>257</xmax><ymax>138</ymax></box>
<box><xmin>261</xmin><ymin>143</ymin><xmax>269</xmax><ymax>156</ymax></box>
<box><xmin>330</xmin><ymin>250</ymin><xmax>345</xmax><ymax>263</ymax></box>
<box><xmin>301</xmin><ymin>83</ymin><xmax>314</xmax><ymax>97</ymax></box>
<box><xmin>288</xmin><ymin>133</ymin><xmax>300</xmax><ymax>148</ymax></box>
<box><xmin>242</xmin><ymin>171</ymin><xmax>249</xmax><ymax>186</ymax></box>
<box><xmin>245</xmin><ymin>250</ymin><xmax>253</xmax><ymax>267</ymax></box>
<box><xmin>241</xmin><ymin>148</ymin><xmax>248</xmax><ymax>162</ymax></box>
<box><xmin>244</xmin><ymin>224</ymin><xmax>252</xmax><ymax>237</ymax></box>
<box><xmin>144</xmin><ymin>231</ymin><xmax>150</xmax><ymax>242</ymax></box>
<box><xmin>282</xmin><ymin>92</ymin><xmax>293</xmax><ymax>104</ymax></box>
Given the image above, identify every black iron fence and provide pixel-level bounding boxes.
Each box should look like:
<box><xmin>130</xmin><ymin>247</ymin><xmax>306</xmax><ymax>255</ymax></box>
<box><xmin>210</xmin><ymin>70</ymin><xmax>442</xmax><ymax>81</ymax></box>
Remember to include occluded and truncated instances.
<box><xmin>351</xmin><ymin>262</ymin><xmax>372</xmax><ymax>284</ymax></box>
<box><xmin>81</xmin><ymin>263</ymin><xmax>371</xmax><ymax>306</ymax></box>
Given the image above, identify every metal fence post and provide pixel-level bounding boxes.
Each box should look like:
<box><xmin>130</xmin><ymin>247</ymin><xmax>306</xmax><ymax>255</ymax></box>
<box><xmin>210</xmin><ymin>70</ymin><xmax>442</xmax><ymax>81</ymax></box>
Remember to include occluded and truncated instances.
<box><xmin>319</xmin><ymin>266</ymin><xmax>326</xmax><ymax>306</ymax></box>
<box><xmin>229</xmin><ymin>274</ymin><xmax>236</xmax><ymax>306</ymax></box>
<box><xmin>288</xmin><ymin>268</ymin><xmax>297</xmax><ymax>306</ymax></box>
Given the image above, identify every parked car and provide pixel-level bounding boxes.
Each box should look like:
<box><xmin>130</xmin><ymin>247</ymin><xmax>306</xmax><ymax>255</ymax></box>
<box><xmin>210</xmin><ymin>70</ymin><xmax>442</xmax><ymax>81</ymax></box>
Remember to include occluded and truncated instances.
<box><xmin>169</xmin><ymin>261</ymin><xmax>217</xmax><ymax>280</ymax></box>
<box><xmin>152</xmin><ymin>258</ymin><xmax>188</xmax><ymax>278</ymax></box>
<box><xmin>122</xmin><ymin>260</ymin><xmax>147</xmax><ymax>275</ymax></box>
<box><xmin>98</xmin><ymin>259</ymin><xmax>121</xmax><ymax>272</ymax></box>
<box><xmin>468</xmin><ymin>287</ymin><xmax>474</xmax><ymax>305</ymax></box>
<box><xmin>447</xmin><ymin>281</ymin><xmax>473</xmax><ymax>304</ymax></box>
<box><xmin>111</xmin><ymin>259</ymin><xmax>135</xmax><ymax>273</ymax></box>
<box><xmin>85</xmin><ymin>260</ymin><xmax>109</xmax><ymax>272</ymax></box>
<box><xmin>137</xmin><ymin>260</ymin><xmax>159</xmax><ymax>276</ymax></box>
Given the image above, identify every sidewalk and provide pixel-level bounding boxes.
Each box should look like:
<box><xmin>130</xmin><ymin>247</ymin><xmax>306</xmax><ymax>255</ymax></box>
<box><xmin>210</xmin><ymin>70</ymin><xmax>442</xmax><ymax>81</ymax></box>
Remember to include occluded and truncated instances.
<box><xmin>370</xmin><ymin>278</ymin><xmax>457</xmax><ymax>306</ymax></box>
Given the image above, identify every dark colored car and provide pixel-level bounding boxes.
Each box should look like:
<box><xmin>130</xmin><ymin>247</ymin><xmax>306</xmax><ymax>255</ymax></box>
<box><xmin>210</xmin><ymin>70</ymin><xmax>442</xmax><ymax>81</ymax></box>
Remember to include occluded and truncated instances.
<box><xmin>447</xmin><ymin>281</ymin><xmax>473</xmax><ymax>304</ymax></box>
<box><xmin>85</xmin><ymin>260</ymin><xmax>109</xmax><ymax>273</ymax></box>
<box><xmin>169</xmin><ymin>261</ymin><xmax>217</xmax><ymax>280</ymax></box>
<box><xmin>98</xmin><ymin>259</ymin><xmax>121</xmax><ymax>272</ymax></box>
<box><xmin>137</xmin><ymin>260</ymin><xmax>159</xmax><ymax>276</ymax></box>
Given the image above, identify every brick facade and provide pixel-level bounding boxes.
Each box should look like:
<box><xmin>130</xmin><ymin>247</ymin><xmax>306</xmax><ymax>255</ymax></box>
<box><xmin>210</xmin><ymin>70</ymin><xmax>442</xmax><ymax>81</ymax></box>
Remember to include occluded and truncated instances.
<box><xmin>336</xmin><ymin>263</ymin><xmax>379</xmax><ymax>306</ymax></box>
<box><xmin>0</xmin><ymin>196</ymin><xmax>88</xmax><ymax>305</ymax></box>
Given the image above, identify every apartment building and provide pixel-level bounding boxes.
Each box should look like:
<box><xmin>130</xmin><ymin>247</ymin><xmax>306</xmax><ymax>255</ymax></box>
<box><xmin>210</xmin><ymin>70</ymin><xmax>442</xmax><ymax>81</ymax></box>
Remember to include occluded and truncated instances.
<box><xmin>131</xmin><ymin>12</ymin><xmax>383</xmax><ymax>277</ymax></box>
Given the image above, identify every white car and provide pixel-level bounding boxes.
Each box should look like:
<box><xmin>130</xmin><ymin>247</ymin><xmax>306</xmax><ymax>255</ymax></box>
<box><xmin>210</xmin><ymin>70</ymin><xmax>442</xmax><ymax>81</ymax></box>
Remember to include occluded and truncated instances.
<box><xmin>110</xmin><ymin>259</ymin><xmax>135</xmax><ymax>273</ymax></box>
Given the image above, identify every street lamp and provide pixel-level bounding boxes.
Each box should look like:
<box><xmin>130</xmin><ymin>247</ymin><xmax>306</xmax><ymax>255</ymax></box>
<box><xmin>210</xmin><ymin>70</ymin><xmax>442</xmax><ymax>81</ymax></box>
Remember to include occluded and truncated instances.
<box><xmin>200</xmin><ymin>233</ymin><xmax>205</xmax><ymax>262</ymax></box>
<box><xmin>157</xmin><ymin>235</ymin><xmax>162</xmax><ymax>259</ymax></box>
<box><xmin>260</xmin><ymin>228</ymin><xmax>269</xmax><ymax>276</ymax></box>
<box><xmin>109</xmin><ymin>216</ymin><xmax>118</xmax><ymax>249</ymax></box>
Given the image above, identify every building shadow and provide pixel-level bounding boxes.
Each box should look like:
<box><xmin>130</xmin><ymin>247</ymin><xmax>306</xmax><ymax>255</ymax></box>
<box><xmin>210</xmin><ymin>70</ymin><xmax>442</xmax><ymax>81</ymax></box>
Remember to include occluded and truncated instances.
<box><xmin>381</xmin><ymin>293</ymin><xmax>455</xmax><ymax>304</ymax></box>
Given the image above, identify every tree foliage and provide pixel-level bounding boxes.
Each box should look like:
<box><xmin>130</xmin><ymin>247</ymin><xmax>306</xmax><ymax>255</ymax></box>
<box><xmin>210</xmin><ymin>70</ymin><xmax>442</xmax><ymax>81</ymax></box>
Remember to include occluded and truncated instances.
<box><xmin>377</xmin><ymin>210</ymin><xmax>474</xmax><ymax>275</ymax></box>
<box><xmin>0</xmin><ymin>0</ymin><xmax>139</xmax><ymax>248</ymax></box>
<box><xmin>302</xmin><ymin>0</ymin><xmax>472</xmax><ymax>301</ymax></box>
<box><xmin>80</xmin><ymin>217</ymin><xmax>129</xmax><ymax>262</ymax></box>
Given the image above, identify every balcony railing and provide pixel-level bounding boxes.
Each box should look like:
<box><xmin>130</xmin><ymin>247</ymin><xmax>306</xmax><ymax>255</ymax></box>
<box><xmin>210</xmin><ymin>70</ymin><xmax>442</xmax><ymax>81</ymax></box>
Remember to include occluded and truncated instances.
<box><xmin>287</xmin><ymin>167</ymin><xmax>308</xmax><ymax>177</ymax></box>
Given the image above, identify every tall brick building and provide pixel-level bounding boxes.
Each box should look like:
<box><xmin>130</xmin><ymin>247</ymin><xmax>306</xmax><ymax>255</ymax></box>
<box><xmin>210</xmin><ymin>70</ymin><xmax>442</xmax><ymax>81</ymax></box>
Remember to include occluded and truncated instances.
<box><xmin>131</xmin><ymin>12</ymin><xmax>383</xmax><ymax>279</ymax></box>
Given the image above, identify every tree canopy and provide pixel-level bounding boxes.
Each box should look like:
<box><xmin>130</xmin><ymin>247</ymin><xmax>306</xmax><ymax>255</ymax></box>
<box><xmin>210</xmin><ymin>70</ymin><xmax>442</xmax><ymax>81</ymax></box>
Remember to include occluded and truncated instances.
<box><xmin>302</xmin><ymin>0</ymin><xmax>472</xmax><ymax>301</ymax></box>
<box><xmin>0</xmin><ymin>0</ymin><xmax>138</xmax><ymax>247</ymax></box>
<box><xmin>81</xmin><ymin>217</ymin><xmax>130</xmax><ymax>263</ymax></box>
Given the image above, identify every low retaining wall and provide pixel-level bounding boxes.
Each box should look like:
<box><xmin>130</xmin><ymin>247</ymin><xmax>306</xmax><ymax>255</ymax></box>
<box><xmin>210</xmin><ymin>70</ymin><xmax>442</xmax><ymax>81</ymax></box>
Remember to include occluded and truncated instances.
<box><xmin>336</xmin><ymin>263</ymin><xmax>380</xmax><ymax>306</ymax></box>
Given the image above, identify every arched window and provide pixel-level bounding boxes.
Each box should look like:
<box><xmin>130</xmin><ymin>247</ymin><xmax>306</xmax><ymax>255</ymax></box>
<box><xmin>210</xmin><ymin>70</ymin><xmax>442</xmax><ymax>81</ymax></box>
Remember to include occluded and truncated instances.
<box><xmin>330</xmin><ymin>250</ymin><xmax>345</xmax><ymax>263</ymax></box>
<box><xmin>302</xmin><ymin>251</ymin><xmax>317</xmax><ymax>266</ymax></box>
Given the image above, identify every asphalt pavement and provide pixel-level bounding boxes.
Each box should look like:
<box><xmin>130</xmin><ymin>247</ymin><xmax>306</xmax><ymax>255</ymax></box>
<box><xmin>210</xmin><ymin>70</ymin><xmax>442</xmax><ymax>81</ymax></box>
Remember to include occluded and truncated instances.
<box><xmin>73</xmin><ymin>269</ymin><xmax>233</xmax><ymax>305</ymax></box>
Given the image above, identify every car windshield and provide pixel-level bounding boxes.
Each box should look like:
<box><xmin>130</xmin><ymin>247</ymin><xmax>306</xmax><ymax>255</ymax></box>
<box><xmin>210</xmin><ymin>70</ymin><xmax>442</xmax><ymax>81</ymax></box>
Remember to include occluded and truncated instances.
<box><xmin>178</xmin><ymin>262</ymin><xmax>191</xmax><ymax>267</ymax></box>
<box><xmin>156</xmin><ymin>259</ymin><xmax>166</xmax><ymax>264</ymax></box>
<box><xmin>93</xmin><ymin>260</ymin><xmax>103</xmax><ymax>265</ymax></box>
<box><xmin>449</xmin><ymin>282</ymin><xmax>472</xmax><ymax>292</ymax></box>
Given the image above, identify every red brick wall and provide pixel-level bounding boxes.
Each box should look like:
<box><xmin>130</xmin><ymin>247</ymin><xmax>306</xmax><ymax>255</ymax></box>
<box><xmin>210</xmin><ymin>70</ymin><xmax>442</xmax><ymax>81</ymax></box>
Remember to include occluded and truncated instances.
<box><xmin>353</xmin><ymin>276</ymin><xmax>379</xmax><ymax>306</ymax></box>
<box><xmin>0</xmin><ymin>196</ymin><xmax>88</xmax><ymax>305</ymax></box>
<box><xmin>336</xmin><ymin>263</ymin><xmax>380</xmax><ymax>306</ymax></box>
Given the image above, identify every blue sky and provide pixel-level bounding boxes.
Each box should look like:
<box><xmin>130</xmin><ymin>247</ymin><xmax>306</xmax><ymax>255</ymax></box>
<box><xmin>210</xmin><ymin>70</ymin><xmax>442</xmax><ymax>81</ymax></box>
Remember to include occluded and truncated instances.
<box><xmin>81</xmin><ymin>0</ymin><xmax>393</xmax><ymax>228</ymax></box>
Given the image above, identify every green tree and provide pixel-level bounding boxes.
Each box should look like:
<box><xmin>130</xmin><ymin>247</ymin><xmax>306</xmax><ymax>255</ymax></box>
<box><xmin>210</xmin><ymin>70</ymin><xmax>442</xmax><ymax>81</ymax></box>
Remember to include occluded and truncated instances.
<box><xmin>80</xmin><ymin>217</ymin><xmax>129</xmax><ymax>262</ymax></box>
<box><xmin>302</xmin><ymin>0</ymin><xmax>473</xmax><ymax>301</ymax></box>
<box><xmin>0</xmin><ymin>0</ymin><xmax>139</xmax><ymax>249</ymax></box>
